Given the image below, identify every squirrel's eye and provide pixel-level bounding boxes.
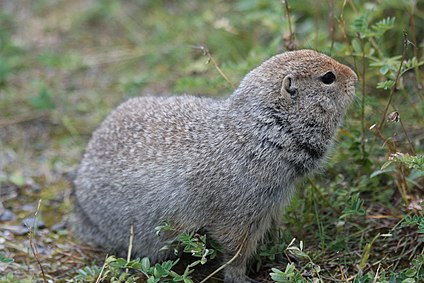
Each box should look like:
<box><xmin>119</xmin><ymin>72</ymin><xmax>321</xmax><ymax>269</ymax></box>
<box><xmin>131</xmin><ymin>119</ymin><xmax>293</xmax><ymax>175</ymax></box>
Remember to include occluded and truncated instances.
<box><xmin>321</xmin><ymin>71</ymin><xmax>336</xmax><ymax>84</ymax></box>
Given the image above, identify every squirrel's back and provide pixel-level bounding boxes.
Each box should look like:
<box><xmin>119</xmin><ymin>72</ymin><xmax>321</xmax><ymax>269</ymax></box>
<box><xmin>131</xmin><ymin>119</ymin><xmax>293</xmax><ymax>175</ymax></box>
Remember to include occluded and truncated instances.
<box><xmin>84</xmin><ymin>96</ymin><xmax>223</xmax><ymax>160</ymax></box>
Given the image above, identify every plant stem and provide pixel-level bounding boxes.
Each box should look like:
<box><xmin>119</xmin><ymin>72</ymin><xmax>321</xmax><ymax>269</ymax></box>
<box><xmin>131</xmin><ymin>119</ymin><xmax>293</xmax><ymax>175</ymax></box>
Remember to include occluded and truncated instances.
<box><xmin>308</xmin><ymin>178</ymin><xmax>341</xmax><ymax>214</ymax></box>
<box><xmin>194</xmin><ymin>45</ymin><xmax>235</xmax><ymax>90</ymax></box>
<box><xmin>329</xmin><ymin>0</ymin><xmax>336</xmax><ymax>51</ymax></box>
<box><xmin>199</xmin><ymin>232</ymin><xmax>248</xmax><ymax>283</ymax></box>
<box><xmin>378</xmin><ymin>31</ymin><xmax>409</xmax><ymax>131</ymax></box>
<box><xmin>409</xmin><ymin>5</ymin><xmax>422</xmax><ymax>90</ymax></box>
<box><xmin>95</xmin><ymin>255</ymin><xmax>109</xmax><ymax>283</ymax></box>
<box><xmin>360</xmin><ymin>34</ymin><xmax>366</xmax><ymax>161</ymax></box>
<box><xmin>126</xmin><ymin>224</ymin><xmax>134</xmax><ymax>273</ymax></box>
<box><xmin>282</xmin><ymin>0</ymin><xmax>296</xmax><ymax>50</ymax></box>
<box><xmin>28</xmin><ymin>200</ymin><xmax>47</xmax><ymax>283</ymax></box>
<box><xmin>399</xmin><ymin>118</ymin><xmax>416</xmax><ymax>154</ymax></box>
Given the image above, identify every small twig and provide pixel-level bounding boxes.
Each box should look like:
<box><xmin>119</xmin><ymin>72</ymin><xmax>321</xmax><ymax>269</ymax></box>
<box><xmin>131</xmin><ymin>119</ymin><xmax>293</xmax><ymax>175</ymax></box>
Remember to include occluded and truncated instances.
<box><xmin>284</xmin><ymin>0</ymin><xmax>293</xmax><ymax>38</ymax></box>
<box><xmin>373</xmin><ymin>263</ymin><xmax>381</xmax><ymax>283</ymax></box>
<box><xmin>407</xmin><ymin>244</ymin><xmax>420</xmax><ymax>260</ymax></box>
<box><xmin>282</xmin><ymin>0</ymin><xmax>296</xmax><ymax>50</ymax></box>
<box><xmin>95</xmin><ymin>254</ymin><xmax>109</xmax><ymax>283</ymax></box>
<box><xmin>409</xmin><ymin>5</ymin><xmax>422</xmax><ymax>90</ymax></box>
<box><xmin>339</xmin><ymin>265</ymin><xmax>347</xmax><ymax>282</ymax></box>
<box><xmin>28</xmin><ymin>199</ymin><xmax>47</xmax><ymax>283</ymax></box>
<box><xmin>308</xmin><ymin>178</ymin><xmax>341</xmax><ymax>214</ymax></box>
<box><xmin>397</xmin><ymin>164</ymin><xmax>409</xmax><ymax>205</ymax></box>
<box><xmin>0</xmin><ymin>111</ymin><xmax>49</xmax><ymax>128</ymax></box>
<box><xmin>369</xmin><ymin>124</ymin><xmax>409</xmax><ymax>204</ymax></box>
<box><xmin>329</xmin><ymin>0</ymin><xmax>336</xmax><ymax>51</ymax></box>
<box><xmin>346</xmin><ymin>0</ymin><xmax>357</xmax><ymax>13</ymax></box>
<box><xmin>369</xmin><ymin>39</ymin><xmax>384</xmax><ymax>59</ymax></box>
<box><xmin>378</xmin><ymin>31</ymin><xmax>409</xmax><ymax>131</ymax></box>
<box><xmin>29</xmin><ymin>243</ymin><xmax>46</xmax><ymax>282</ymax></box>
<box><xmin>313</xmin><ymin>1</ymin><xmax>320</xmax><ymax>48</ymax></box>
<box><xmin>199</xmin><ymin>232</ymin><xmax>248</xmax><ymax>283</ymax></box>
<box><xmin>193</xmin><ymin>45</ymin><xmax>235</xmax><ymax>90</ymax></box>
<box><xmin>392</xmin><ymin>237</ymin><xmax>410</xmax><ymax>271</ymax></box>
<box><xmin>126</xmin><ymin>224</ymin><xmax>134</xmax><ymax>273</ymax></box>
<box><xmin>359</xmin><ymin>33</ymin><xmax>367</xmax><ymax>160</ymax></box>
<box><xmin>369</xmin><ymin>124</ymin><xmax>397</xmax><ymax>153</ymax></box>
<box><xmin>398</xmin><ymin>117</ymin><xmax>416</xmax><ymax>154</ymax></box>
<box><xmin>83</xmin><ymin>48</ymin><xmax>145</xmax><ymax>67</ymax></box>
<box><xmin>338</xmin><ymin>2</ymin><xmax>359</xmax><ymax>77</ymax></box>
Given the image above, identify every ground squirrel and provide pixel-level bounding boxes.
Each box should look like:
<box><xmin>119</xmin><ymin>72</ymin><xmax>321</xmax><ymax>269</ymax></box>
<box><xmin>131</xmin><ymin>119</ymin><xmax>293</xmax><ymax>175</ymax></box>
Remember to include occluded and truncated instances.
<box><xmin>72</xmin><ymin>49</ymin><xmax>357</xmax><ymax>282</ymax></box>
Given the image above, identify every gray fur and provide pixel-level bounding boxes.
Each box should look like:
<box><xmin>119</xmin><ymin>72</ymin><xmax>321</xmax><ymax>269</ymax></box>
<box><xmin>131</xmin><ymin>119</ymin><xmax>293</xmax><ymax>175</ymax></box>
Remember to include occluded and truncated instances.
<box><xmin>72</xmin><ymin>50</ymin><xmax>357</xmax><ymax>282</ymax></box>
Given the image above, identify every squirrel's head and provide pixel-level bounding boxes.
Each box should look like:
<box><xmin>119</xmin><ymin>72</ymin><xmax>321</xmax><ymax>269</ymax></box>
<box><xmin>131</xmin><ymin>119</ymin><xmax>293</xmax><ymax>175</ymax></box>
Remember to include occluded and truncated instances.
<box><xmin>233</xmin><ymin>50</ymin><xmax>357</xmax><ymax>166</ymax></box>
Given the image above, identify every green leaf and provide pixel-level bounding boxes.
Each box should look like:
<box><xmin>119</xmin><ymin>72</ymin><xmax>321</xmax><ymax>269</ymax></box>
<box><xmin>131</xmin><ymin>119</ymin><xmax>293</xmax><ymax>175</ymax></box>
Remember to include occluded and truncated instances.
<box><xmin>404</xmin><ymin>268</ymin><xmax>416</xmax><ymax>277</ymax></box>
<box><xmin>141</xmin><ymin>257</ymin><xmax>151</xmax><ymax>272</ymax></box>
<box><xmin>109</xmin><ymin>257</ymin><xmax>127</xmax><ymax>268</ymax></box>
<box><xmin>371</xmin><ymin>17</ymin><xmax>395</xmax><ymax>35</ymax></box>
<box><xmin>340</xmin><ymin>194</ymin><xmax>366</xmax><ymax>219</ymax></box>
<box><xmin>381</xmin><ymin>160</ymin><xmax>394</xmax><ymax>170</ymax></box>
<box><xmin>389</xmin><ymin>153</ymin><xmax>424</xmax><ymax>171</ymax></box>
<box><xmin>127</xmin><ymin>259</ymin><xmax>142</xmax><ymax>270</ymax></box>
<box><xmin>9</xmin><ymin>171</ymin><xmax>26</xmax><ymax>187</ymax></box>
<box><xmin>352</xmin><ymin>14</ymin><xmax>369</xmax><ymax>36</ymax></box>
<box><xmin>0</xmin><ymin>253</ymin><xmax>14</xmax><ymax>263</ymax></box>
<box><xmin>379</xmin><ymin>65</ymin><xmax>389</xmax><ymax>75</ymax></box>
<box><xmin>351</xmin><ymin>38</ymin><xmax>362</xmax><ymax>53</ymax></box>
<box><xmin>269</xmin><ymin>264</ymin><xmax>298</xmax><ymax>282</ymax></box>
<box><xmin>370</xmin><ymin>167</ymin><xmax>393</xmax><ymax>178</ymax></box>
<box><xmin>147</xmin><ymin>277</ymin><xmax>160</xmax><ymax>283</ymax></box>
<box><xmin>154</xmin><ymin>263</ymin><xmax>169</xmax><ymax>277</ymax></box>
<box><xmin>376</xmin><ymin>80</ymin><xmax>395</xmax><ymax>90</ymax></box>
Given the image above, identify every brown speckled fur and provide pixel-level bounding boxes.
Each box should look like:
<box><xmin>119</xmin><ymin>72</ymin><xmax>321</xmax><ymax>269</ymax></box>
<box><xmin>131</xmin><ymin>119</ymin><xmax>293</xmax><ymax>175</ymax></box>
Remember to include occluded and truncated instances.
<box><xmin>72</xmin><ymin>50</ymin><xmax>357</xmax><ymax>282</ymax></box>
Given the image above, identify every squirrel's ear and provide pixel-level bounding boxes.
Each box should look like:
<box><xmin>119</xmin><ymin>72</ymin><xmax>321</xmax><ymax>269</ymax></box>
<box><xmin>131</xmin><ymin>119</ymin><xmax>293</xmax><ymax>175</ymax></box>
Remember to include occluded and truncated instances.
<box><xmin>281</xmin><ymin>74</ymin><xmax>298</xmax><ymax>99</ymax></box>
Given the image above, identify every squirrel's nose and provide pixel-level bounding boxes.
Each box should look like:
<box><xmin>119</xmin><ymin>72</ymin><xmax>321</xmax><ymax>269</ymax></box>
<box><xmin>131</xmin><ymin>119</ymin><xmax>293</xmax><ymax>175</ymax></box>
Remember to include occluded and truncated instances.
<box><xmin>351</xmin><ymin>69</ymin><xmax>359</xmax><ymax>83</ymax></box>
<box><xmin>338</xmin><ymin>63</ymin><xmax>358</xmax><ymax>83</ymax></box>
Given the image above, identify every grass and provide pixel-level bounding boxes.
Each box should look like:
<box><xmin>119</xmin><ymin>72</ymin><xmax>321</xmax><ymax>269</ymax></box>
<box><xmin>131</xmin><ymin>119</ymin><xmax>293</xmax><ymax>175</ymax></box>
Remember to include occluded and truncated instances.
<box><xmin>0</xmin><ymin>0</ymin><xmax>423</xmax><ymax>282</ymax></box>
